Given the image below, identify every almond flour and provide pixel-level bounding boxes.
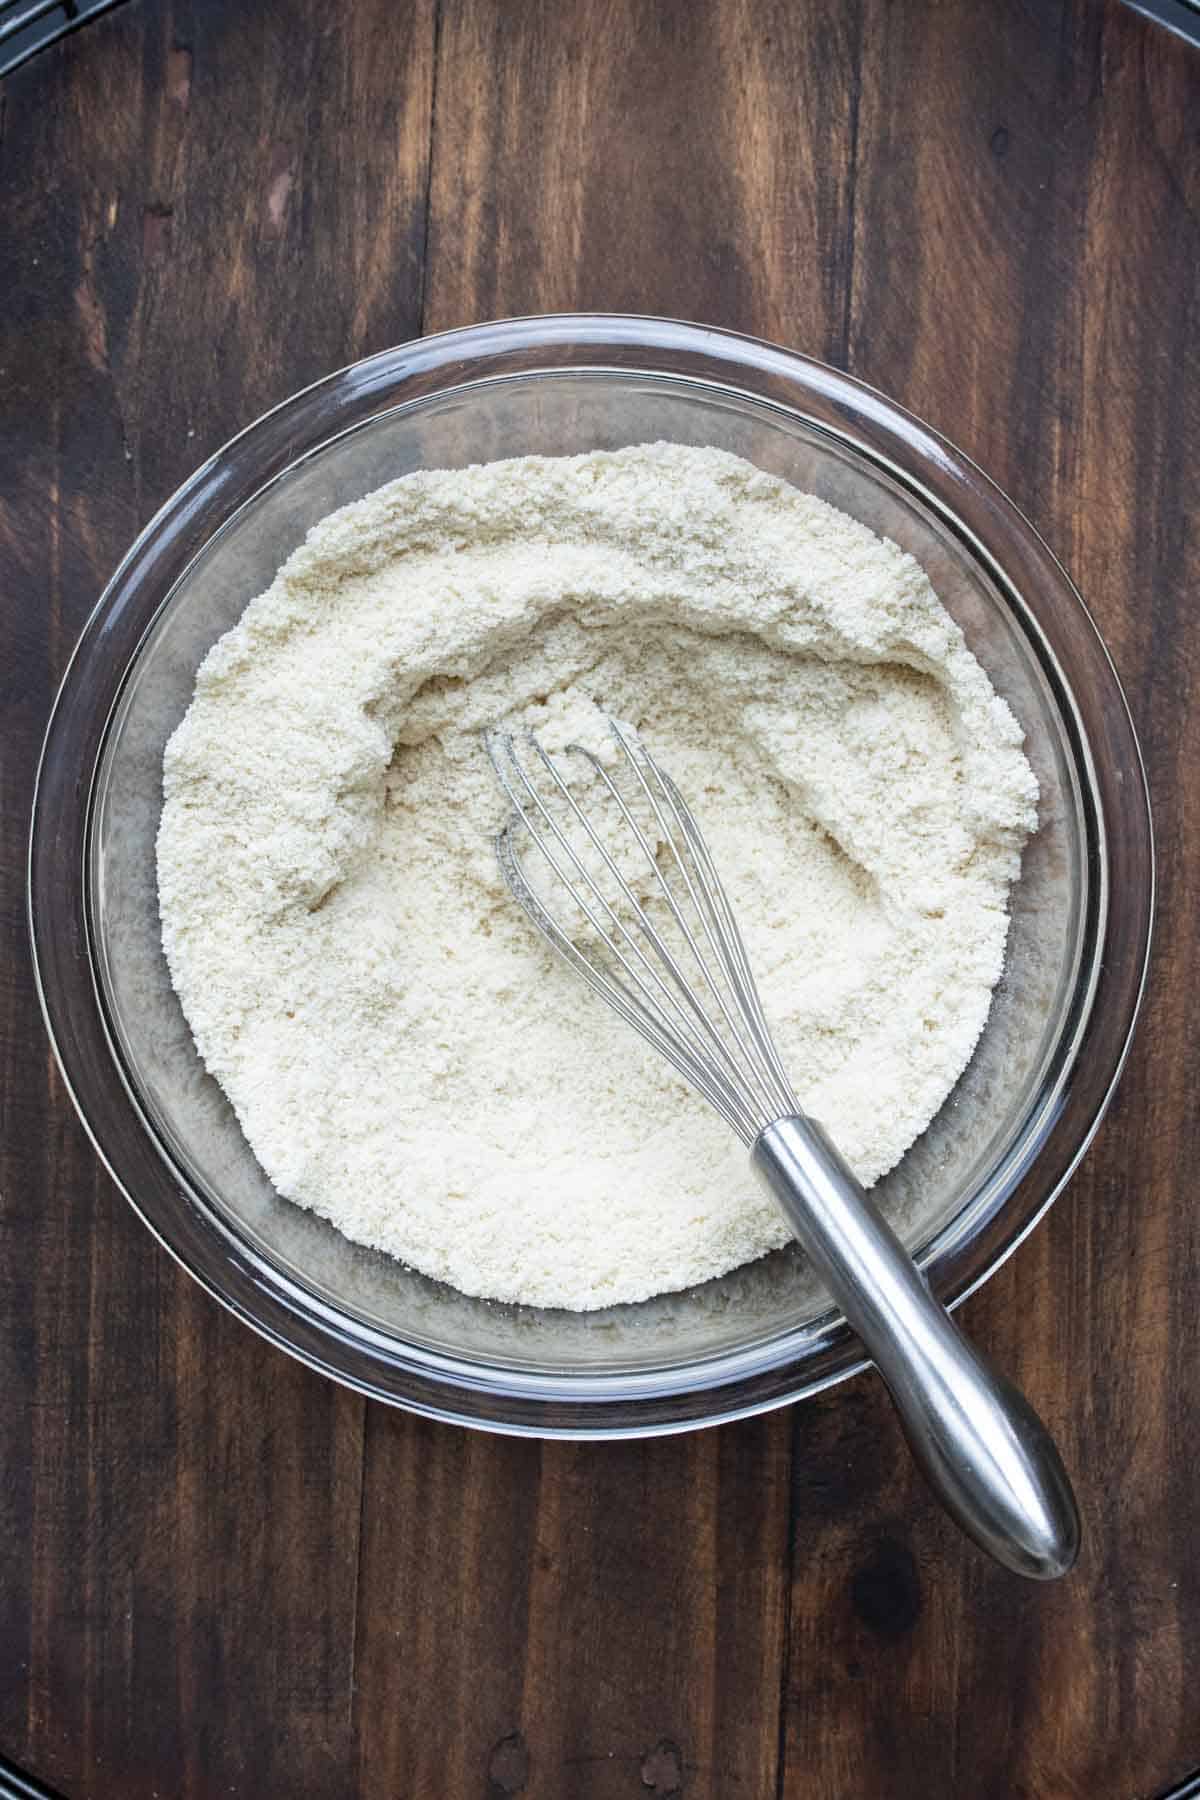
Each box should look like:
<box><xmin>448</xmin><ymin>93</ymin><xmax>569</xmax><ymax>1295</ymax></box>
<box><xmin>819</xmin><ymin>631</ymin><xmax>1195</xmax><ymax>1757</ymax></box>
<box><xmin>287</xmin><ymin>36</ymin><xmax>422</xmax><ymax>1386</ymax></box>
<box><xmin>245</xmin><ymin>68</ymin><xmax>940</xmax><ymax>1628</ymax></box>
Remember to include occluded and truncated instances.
<box><xmin>157</xmin><ymin>444</ymin><xmax>1037</xmax><ymax>1311</ymax></box>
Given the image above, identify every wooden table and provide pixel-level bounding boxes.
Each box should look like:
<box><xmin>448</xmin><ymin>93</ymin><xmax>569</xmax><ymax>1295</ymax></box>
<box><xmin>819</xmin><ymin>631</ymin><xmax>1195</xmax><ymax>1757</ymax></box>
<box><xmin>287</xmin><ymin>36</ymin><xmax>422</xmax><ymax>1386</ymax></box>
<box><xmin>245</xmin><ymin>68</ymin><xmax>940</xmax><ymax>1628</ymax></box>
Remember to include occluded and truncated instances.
<box><xmin>2</xmin><ymin>3</ymin><xmax>1198</xmax><ymax>1795</ymax></box>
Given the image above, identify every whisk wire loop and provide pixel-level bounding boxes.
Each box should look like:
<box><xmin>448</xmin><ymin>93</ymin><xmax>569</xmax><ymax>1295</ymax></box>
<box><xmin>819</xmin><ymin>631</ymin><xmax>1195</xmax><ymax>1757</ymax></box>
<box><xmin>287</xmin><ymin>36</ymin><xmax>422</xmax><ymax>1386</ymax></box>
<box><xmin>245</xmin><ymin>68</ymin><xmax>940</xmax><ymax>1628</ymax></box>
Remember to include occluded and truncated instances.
<box><xmin>487</xmin><ymin>732</ymin><xmax>759</xmax><ymax>1139</ymax></box>
<box><xmin>553</xmin><ymin>741</ymin><xmax>783</xmax><ymax>1125</ymax></box>
<box><xmin>484</xmin><ymin>721</ymin><xmax>800</xmax><ymax>1144</ymax></box>
<box><xmin>607</xmin><ymin>726</ymin><xmax>799</xmax><ymax>1122</ymax></box>
<box><xmin>653</xmin><ymin>759</ymin><xmax>800</xmax><ymax>1114</ymax></box>
<box><xmin>493</xmin><ymin>826</ymin><xmax>754</xmax><ymax>1141</ymax></box>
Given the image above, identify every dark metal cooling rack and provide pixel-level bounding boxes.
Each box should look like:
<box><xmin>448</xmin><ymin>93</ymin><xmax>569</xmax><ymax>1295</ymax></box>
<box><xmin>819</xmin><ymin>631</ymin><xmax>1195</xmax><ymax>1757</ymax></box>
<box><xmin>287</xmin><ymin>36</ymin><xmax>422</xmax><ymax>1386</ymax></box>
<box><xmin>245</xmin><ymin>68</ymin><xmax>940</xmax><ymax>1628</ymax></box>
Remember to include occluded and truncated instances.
<box><xmin>0</xmin><ymin>1755</ymin><xmax>64</xmax><ymax>1800</ymax></box>
<box><xmin>0</xmin><ymin>0</ymin><xmax>125</xmax><ymax>76</ymax></box>
<box><xmin>1157</xmin><ymin>1775</ymin><xmax>1200</xmax><ymax>1800</ymax></box>
<box><xmin>1122</xmin><ymin>0</ymin><xmax>1200</xmax><ymax>44</ymax></box>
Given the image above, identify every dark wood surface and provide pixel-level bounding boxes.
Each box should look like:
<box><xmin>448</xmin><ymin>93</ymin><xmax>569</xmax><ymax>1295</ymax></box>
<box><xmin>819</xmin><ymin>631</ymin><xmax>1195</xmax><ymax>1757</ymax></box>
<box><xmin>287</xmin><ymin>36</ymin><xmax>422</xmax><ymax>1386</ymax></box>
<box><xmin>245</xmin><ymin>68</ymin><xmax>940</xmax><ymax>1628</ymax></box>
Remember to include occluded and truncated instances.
<box><xmin>1</xmin><ymin>3</ymin><xmax>1198</xmax><ymax>1795</ymax></box>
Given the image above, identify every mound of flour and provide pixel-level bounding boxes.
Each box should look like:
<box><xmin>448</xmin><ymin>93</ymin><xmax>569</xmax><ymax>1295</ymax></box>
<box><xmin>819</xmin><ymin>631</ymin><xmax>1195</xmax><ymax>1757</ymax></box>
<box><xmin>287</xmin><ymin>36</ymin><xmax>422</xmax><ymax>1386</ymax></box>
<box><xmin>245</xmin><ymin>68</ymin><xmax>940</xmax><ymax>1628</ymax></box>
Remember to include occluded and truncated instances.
<box><xmin>157</xmin><ymin>443</ymin><xmax>1037</xmax><ymax>1311</ymax></box>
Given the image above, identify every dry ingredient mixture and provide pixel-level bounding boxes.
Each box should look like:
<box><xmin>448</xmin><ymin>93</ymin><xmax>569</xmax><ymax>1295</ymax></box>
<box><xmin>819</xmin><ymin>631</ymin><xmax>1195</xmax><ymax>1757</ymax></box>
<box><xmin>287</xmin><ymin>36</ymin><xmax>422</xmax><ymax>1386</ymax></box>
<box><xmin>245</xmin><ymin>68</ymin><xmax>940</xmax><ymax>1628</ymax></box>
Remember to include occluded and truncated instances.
<box><xmin>157</xmin><ymin>444</ymin><xmax>1038</xmax><ymax>1311</ymax></box>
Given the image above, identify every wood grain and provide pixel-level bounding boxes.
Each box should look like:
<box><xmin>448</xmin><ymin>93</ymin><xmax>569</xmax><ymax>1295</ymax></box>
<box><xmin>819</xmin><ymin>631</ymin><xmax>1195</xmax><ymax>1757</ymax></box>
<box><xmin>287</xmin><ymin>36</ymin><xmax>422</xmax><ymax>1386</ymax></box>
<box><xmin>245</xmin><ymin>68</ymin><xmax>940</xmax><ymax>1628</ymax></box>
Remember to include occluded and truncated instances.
<box><xmin>1</xmin><ymin>1</ymin><xmax>1199</xmax><ymax>1796</ymax></box>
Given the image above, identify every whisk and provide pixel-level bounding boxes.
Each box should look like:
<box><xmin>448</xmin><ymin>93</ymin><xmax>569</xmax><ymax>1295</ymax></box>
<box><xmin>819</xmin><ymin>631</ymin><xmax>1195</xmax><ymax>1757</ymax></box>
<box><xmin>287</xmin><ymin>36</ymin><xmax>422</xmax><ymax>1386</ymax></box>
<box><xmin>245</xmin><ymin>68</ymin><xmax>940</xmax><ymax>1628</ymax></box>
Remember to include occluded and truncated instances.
<box><xmin>485</xmin><ymin>718</ymin><xmax>1079</xmax><ymax>1580</ymax></box>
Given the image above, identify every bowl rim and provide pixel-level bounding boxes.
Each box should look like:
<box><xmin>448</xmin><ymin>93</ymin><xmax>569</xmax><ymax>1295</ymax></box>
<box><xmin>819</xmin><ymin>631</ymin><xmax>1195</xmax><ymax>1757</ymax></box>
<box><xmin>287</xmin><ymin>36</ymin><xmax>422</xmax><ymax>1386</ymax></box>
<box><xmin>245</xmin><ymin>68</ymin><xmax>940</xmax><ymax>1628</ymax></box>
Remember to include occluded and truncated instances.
<box><xmin>28</xmin><ymin>313</ymin><xmax>1155</xmax><ymax>1436</ymax></box>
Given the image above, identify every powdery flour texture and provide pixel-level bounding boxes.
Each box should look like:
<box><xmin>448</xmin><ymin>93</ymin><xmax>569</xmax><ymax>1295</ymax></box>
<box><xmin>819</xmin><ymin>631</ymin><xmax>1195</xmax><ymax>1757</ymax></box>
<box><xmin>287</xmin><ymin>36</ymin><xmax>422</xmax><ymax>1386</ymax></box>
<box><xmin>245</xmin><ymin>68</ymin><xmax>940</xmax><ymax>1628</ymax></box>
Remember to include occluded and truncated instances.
<box><xmin>157</xmin><ymin>444</ymin><xmax>1038</xmax><ymax>1311</ymax></box>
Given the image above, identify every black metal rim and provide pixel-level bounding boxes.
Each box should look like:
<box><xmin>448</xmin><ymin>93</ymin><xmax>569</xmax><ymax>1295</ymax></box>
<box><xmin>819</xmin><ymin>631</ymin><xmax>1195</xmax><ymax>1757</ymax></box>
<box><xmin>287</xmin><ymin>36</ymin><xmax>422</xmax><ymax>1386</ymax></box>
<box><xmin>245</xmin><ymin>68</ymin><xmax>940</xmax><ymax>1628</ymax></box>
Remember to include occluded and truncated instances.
<box><xmin>2</xmin><ymin>1745</ymin><xmax>1198</xmax><ymax>1797</ymax></box>
<box><xmin>0</xmin><ymin>0</ymin><xmax>128</xmax><ymax>79</ymax></box>
<box><xmin>0</xmin><ymin>1754</ymin><xmax>65</xmax><ymax>1800</ymax></box>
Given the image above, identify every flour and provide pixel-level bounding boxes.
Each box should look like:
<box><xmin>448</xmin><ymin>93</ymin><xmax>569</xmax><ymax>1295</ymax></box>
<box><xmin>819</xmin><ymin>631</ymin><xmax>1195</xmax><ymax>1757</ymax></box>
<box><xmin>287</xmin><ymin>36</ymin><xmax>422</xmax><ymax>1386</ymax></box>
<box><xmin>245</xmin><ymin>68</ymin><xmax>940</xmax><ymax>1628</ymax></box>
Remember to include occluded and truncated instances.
<box><xmin>157</xmin><ymin>443</ymin><xmax>1037</xmax><ymax>1311</ymax></box>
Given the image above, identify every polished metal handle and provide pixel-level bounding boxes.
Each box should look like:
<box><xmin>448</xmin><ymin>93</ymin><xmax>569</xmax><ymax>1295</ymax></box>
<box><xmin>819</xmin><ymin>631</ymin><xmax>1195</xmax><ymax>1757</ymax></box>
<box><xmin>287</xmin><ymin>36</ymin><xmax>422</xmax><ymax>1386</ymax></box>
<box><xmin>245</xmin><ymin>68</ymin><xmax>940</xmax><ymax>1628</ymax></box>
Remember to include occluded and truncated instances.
<box><xmin>752</xmin><ymin>1116</ymin><xmax>1080</xmax><ymax>1580</ymax></box>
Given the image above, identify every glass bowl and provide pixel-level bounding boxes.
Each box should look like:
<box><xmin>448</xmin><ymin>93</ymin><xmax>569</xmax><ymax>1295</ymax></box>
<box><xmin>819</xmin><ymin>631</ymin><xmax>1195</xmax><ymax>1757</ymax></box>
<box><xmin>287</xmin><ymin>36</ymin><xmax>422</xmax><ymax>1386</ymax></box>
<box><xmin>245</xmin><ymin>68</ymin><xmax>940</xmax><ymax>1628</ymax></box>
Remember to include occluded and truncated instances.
<box><xmin>29</xmin><ymin>316</ymin><xmax>1153</xmax><ymax>1436</ymax></box>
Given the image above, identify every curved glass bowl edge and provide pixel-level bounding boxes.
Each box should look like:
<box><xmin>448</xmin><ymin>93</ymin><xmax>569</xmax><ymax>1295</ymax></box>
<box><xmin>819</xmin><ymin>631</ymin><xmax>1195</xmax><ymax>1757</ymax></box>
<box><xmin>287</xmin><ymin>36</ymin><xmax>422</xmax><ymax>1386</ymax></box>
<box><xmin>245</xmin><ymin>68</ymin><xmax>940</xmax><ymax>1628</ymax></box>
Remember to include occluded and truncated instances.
<box><xmin>27</xmin><ymin>316</ymin><xmax>1155</xmax><ymax>1437</ymax></box>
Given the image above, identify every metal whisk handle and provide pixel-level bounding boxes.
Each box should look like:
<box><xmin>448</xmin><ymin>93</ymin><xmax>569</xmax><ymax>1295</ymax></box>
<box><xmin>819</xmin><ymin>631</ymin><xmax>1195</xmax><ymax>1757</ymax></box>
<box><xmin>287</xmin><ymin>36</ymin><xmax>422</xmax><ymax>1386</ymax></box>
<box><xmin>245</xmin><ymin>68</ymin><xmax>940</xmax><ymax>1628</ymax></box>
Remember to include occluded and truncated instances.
<box><xmin>752</xmin><ymin>1117</ymin><xmax>1080</xmax><ymax>1580</ymax></box>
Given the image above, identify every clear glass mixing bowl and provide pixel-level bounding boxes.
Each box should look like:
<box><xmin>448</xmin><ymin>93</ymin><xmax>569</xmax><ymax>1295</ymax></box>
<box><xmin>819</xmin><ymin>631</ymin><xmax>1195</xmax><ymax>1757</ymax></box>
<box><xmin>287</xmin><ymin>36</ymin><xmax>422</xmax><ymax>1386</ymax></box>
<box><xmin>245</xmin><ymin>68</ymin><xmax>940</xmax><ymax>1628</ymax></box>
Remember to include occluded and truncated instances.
<box><xmin>29</xmin><ymin>316</ymin><xmax>1153</xmax><ymax>1435</ymax></box>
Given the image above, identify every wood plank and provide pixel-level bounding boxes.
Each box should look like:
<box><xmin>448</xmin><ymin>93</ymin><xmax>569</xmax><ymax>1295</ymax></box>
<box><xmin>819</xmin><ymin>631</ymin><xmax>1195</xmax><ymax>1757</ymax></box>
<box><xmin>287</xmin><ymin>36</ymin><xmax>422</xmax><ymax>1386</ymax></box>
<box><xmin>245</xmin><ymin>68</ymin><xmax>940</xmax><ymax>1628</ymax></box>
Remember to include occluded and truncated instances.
<box><xmin>421</xmin><ymin>0</ymin><xmax>863</xmax><ymax>364</ymax></box>
<box><xmin>0</xmin><ymin>1</ymin><xmax>436</xmax><ymax>1795</ymax></box>
<box><xmin>353</xmin><ymin>1416</ymin><xmax>792</xmax><ymax>1797</ymax></box>
<box><xmin>776</xmin><ymin>2</ymin><xmax>1200</xmax><ymax>1795</ymax></box>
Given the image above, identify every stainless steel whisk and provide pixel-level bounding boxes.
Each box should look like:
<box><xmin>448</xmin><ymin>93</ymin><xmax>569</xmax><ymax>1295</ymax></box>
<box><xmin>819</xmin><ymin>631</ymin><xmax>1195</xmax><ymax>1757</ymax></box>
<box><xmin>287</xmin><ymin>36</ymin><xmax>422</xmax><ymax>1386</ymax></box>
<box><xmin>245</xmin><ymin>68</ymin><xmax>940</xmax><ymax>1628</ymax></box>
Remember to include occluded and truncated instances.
<box><xmin>485</xmin><ymin>718</ymin><xmax>1079</xmax><ymax>1580</ymax></box>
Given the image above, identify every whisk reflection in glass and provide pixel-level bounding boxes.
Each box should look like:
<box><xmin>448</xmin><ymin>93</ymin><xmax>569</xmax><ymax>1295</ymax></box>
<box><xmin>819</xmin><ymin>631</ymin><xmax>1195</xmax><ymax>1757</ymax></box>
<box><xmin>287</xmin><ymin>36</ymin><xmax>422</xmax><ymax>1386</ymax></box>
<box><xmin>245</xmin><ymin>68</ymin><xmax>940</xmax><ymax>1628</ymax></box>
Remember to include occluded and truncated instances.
<box><xmin>484</xmin><ymin>718</ymin><xmax>1079</xmax><ymax>1581</ymax></box>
